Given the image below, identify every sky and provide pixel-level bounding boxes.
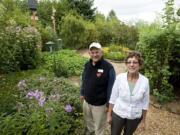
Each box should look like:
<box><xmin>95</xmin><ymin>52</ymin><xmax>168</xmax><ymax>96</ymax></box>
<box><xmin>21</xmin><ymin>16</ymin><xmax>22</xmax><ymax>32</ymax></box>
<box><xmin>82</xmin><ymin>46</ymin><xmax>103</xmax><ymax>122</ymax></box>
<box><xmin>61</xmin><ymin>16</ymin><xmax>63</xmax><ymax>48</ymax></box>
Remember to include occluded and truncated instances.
<box><xmin>93</xmin><ymin>0</ymin><xmax>180</xmax><ymax>23</ymax></box>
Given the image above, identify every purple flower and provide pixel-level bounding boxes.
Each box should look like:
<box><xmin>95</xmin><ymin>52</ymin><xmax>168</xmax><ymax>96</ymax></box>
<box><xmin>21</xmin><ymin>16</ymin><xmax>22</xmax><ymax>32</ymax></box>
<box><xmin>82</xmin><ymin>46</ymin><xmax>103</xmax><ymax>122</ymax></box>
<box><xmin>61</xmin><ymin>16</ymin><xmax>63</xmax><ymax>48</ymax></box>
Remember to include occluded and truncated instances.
<box><xmin>26</xmin><ymin>91</ymin><xmax>35</xmax><ymax>99</ymax></box>
<box><xmin>64</xmin><ymin>104</ymin><xmax>73</xmax><ymax>113</ymax></box>
<box><xmin>38</xmin><ymin>96</ymin><xmax>46</xmax><ymax>107</ymax></box>
<box><xmin>26</xmin><ymin>90</ymin><xmax>46</xmax><ymax>107</ymax></box>
<box><xmin>34</xmin><ymin>90</ymin><xmax>42</xmax><ymax>100</ymax></box>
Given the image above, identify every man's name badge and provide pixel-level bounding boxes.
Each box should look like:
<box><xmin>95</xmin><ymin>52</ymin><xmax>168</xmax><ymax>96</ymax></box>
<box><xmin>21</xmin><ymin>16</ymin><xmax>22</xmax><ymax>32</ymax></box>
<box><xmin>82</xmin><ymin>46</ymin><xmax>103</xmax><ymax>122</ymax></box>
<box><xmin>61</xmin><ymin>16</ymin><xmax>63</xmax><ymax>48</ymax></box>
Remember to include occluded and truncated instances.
<box><xmin>97</xmin><ymin>69</ymin><xmax>103</xmax><ymax>77</ymax></box>
<box><xmin>97</xmin><ymin>69</ymin><xmax>104</xmax><ymax>73</ymax></box>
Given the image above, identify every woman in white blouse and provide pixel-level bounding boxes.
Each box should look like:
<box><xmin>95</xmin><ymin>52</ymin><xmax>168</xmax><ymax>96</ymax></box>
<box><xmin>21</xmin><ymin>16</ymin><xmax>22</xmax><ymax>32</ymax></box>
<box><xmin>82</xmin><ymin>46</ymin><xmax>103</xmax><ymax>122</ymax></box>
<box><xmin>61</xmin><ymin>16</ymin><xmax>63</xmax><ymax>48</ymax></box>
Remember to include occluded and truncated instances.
<box><xmin>107</xmin><ymin>51</ymin><xmax>150</xmax><ymax>135</ymax></box>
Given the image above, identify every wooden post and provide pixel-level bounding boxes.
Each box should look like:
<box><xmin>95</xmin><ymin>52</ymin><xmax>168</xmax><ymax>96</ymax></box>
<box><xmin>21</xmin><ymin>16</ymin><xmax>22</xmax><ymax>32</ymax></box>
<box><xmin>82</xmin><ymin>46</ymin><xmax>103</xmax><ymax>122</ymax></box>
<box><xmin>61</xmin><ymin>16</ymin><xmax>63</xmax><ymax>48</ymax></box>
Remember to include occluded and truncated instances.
<box><xmin>28</xmin><ymin>0</ymin><xmax>38</xmax><ymax>26</ymax></box>
<box><xmin>51</xmin><ymin>7</ymin><xmax>56</xmax><ymax>33</ymax></box>
<box><xmin>31</xmin><ymin>10</ymin><xmax>37</xmax><ymax>26</ymax></box>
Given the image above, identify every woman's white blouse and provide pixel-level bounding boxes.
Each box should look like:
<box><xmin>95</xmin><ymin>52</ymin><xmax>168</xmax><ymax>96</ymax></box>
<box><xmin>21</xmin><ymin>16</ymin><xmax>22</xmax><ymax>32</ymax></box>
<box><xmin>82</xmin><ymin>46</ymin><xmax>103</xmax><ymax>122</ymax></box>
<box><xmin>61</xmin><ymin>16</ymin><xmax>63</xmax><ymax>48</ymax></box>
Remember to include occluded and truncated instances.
<box><xmin>109</xmin><ymin>72</ymin><xmax>150</xmax><ymax>119</ymax></box>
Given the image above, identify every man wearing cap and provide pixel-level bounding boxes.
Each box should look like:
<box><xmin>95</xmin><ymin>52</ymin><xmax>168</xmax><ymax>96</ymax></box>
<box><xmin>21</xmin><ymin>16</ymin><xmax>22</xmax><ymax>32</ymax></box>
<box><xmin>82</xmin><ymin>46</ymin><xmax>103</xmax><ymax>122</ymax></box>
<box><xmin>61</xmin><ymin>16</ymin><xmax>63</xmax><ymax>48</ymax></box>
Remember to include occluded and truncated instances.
<box><xmin>80</xmin><ymin>42</ymin><xmax>115</xmax><ymax>135</ymax></box>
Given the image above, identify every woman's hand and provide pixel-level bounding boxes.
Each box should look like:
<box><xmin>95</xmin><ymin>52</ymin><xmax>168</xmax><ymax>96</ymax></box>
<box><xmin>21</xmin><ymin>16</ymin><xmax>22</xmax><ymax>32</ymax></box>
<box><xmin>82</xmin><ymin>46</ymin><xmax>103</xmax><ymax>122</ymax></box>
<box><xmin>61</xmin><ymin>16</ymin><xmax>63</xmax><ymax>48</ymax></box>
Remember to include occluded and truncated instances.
<box><xmin>138</xmin><ymin>120</ymin><xmax>146</xmax><ymax>131</ymax></box>
<box><xmin>107</xmin><ymin>112</ymin><xmax>112</xmax><ymax>125</ymax></box>
<box><xmin>107</xmin><ymin>104</ymin><xmax>114</xmax><ymax>125</ymax></box>
<box><xmin>139</xmin><ymin>110</ymin><xmax>147</xmax><ymax>131</ymax></box>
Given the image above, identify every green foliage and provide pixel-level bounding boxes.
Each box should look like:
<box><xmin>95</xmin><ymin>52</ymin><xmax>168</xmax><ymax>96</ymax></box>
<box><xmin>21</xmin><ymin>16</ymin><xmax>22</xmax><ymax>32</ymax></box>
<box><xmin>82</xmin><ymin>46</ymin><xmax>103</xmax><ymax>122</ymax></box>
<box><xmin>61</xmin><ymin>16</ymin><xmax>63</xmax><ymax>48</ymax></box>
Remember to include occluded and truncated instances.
<box><xmin>0</xmin><ymin>0</ymin><xmax>41</xmax><ymax>73</ymax></box>
<box><xmin>136</xmin><ymin>27</ymin><xmax>175</xmax><ymax>103</ymax></box>
<box><xmin>163</xmin><ymin>0</ymin><xmax>175</xmax><ymax>27</ymax></box>
<box><xmin>60</xmin><ymin>12</ymin><xmax>98</xmax><ymax>49</ymax></box>
<box><xmin>103</xmin><ymin>45</ymin><xmax>129</xmax><ymax>61</ymax></box>
<box><xmin>37</xmin><ymin>0</ymin><xmax>53</xmax><ymax>26</ymax></box>
<box><xmin>43</xmin><ymin>50</ymin><xmax>87</xmax><ymax>77</ymax></box>
<box><xmin>37</xmin><ymin>25</ymin><xmax>55</xmax><ymax>51</ymax></box>
<box><xmin>94</xmin><ymin>12</ymin><xmax>138</xmax><ymax>49</ymax></box>
<box><xmin>0</xmin><ymin>26</ymin><xmax>41</xmax><ymax>73</ymax></box>
<box><xmin>168</xmin><ymin>27</ymin><xmax>180</xmax><ymax>93</ymax></box>
<box><xmin>60</xmin><ymin>12</ymin><xmax>87</xmax><ymax>49</ymax></box>
<box><xmin>0</xmin><ymin>0</ymin><xmax>30</xmax><ymax>27</ymax></box>
<box><xmin>0</xmin><ymin>3</ymin><xmax>5</xmax><ymax>23</ymax></box>
<box><xmin>53</xmin><ymin>56</ymin><xmax>69</xmax><ymax>77</ymax></box>
<box><xmin>84</xmin><ymin>21</ymin><xmax>99</xmax><ymax>47</ymax></box>
<box><xmin>36</xmin><ymin>0</ymin><xmax>96</xmax><ymax>36</ymax></box>
<box><xmin>135</xmin><ymin>0</ymin><xmax>180</xmax><ymax>103</ymax></box>
<box><xmin>0</xmin><ymin>74</ymin><xmax>84</xmax><ymax>134</ymax></box>
<box><xmin>66</xmin><ymin>0</ymin><xmax>96</xmax><ymax>20</ymax></box>
<box><xmin>162</xmin><ymin>0</ymin><xmax>180</xmax><ymax>95</ymax></box>
<box><xmin>177</xmin><ymin>8</ymin><xmax>180</xmax><ymax>16</ymax></box>
<box><xmin>94</xmin><ymin>13</ymin><xmax>114</xmax><ymax>45</ymax></box>
<box><xmin>153</xmin><ymin>89</ymin><xmax>174</xmax><ymax>103</ymax></box>
<box><xmin>107</xmin><ymin>10</ymin><xmax>119</xmax><ymax>21</ymax></box>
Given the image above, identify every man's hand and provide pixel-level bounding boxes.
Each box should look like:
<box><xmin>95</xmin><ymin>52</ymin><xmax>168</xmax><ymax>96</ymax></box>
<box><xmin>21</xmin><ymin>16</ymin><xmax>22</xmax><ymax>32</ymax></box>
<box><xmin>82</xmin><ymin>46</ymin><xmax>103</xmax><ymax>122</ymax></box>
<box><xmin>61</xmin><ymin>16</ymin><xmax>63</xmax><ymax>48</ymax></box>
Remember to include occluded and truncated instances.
<box><xmin>80</xmin><ymin>96</ymin><xmax>84</xmax><ymax>102</ymax></box>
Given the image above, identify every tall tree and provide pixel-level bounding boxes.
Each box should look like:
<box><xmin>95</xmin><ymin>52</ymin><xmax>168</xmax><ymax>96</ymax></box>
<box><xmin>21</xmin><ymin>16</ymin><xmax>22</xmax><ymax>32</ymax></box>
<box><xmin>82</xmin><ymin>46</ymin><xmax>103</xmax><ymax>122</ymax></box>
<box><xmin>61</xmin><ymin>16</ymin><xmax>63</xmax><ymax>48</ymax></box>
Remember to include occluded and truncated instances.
<box><xmin>67</xmin><ymin>0</ymin><xmax>96</xmax><ymax>20</ymax></box>
<box><xmin>107</xmin><ymin>10</ymin><xmax>119</xmax><ymax>21</ymax></box>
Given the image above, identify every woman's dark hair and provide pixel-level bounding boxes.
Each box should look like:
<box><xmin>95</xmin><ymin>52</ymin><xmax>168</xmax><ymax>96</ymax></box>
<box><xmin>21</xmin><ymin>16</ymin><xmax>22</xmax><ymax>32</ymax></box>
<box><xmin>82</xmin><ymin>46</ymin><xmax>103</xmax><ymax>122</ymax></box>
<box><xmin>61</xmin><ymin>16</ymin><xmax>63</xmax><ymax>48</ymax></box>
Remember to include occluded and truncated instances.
<box><xmin>124</xmin><ymin>51</ymin><xmax>144</xmax><ymax>66</ymax></box>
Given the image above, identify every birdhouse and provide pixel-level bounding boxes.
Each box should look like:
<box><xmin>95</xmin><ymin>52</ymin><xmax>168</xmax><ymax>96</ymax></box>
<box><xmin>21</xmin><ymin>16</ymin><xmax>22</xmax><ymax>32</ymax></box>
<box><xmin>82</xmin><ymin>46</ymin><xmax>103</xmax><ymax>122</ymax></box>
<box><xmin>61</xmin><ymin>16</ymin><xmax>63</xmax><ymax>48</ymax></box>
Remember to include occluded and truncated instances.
<box><xmin>28</xmin><ymin>0</ymin><xmax>37</xmax><ymax>11</ymax></box>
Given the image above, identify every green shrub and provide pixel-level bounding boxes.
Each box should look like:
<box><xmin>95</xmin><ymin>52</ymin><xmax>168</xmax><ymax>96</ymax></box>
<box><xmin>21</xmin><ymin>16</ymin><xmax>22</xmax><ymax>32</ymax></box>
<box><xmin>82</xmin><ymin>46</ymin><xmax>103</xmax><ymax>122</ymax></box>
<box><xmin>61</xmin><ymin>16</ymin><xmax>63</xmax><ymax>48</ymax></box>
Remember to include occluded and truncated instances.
<box><xmin>84</xmin><ymin>21</ymin><xmax>99</xmax><ymax>47</ymax></box>
<box><xmin>169</xmin><ymin>28</ymin><xmax>180</xmax><ymax>93</ymax></box>
<box><xmin>94</xmin><ymin>14</ymin><xmax>113</xmax><ymax>46</ymax></box>
<box><xmin>136</xmin><ymin>27</ymin><xmax>175</xmax><ymax>103</ymax></box>
<box><xmin>60</xmin><ymin>12</ymin><xmax>87</xmax><ymax>49</ymax></box>
<box><xmin>43</xmin><ymin>50</ymin><xmax>87</xmax><ymax>77</ymax></box>
<box><xmin>0</xmin><ymin>0</ymin><xmax>30</xmax><ymax>27</ymax></box>
<box><xmin>38</xmin><ymin>26</ymin><xmax>54</xmax><ymax>51</ymax></box>
<box><xmin>0</xmin><ymin>26</ymin><xmax>41</xmax><ymax>73</ymax></box>
<box><xmin>53</xmin><ymin>56</ymin><xmax>69</xmax><ymax>77</ymax></box>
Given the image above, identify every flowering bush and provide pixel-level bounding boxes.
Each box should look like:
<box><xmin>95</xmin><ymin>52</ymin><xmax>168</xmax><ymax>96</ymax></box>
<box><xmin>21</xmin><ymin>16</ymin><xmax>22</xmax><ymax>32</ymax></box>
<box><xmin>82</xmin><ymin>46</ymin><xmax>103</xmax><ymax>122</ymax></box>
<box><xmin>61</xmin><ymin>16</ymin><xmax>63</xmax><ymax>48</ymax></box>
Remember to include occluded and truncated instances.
<box><xmin>0</xmin><ymin>25</ymin><xmax>41</xmax><ymax>73</ymax></box>
<box><xmin>0</xmin><ymin>76</ymin><xmax>84</xmax><ymax>134</ymax></box>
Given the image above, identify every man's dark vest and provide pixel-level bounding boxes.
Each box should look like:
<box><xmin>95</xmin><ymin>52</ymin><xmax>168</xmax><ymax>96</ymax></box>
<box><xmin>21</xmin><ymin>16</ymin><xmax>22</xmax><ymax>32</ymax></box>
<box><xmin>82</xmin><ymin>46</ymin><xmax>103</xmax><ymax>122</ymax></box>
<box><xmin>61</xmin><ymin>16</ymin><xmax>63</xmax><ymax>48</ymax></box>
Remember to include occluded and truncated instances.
<box><xmin>83</xmin><ymin>59</ymin><xmax>113</xmax><ymax>105</ymax></box>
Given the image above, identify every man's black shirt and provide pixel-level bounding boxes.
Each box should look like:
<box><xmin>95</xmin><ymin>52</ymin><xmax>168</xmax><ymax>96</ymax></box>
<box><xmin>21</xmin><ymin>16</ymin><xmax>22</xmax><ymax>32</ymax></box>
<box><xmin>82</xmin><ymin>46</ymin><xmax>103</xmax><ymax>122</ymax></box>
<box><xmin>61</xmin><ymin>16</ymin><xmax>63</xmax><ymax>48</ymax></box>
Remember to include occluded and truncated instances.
<box><xmin>80</xmin><ymin>58</ymin><xmax>115</xmax><ymax>106</ymax></box>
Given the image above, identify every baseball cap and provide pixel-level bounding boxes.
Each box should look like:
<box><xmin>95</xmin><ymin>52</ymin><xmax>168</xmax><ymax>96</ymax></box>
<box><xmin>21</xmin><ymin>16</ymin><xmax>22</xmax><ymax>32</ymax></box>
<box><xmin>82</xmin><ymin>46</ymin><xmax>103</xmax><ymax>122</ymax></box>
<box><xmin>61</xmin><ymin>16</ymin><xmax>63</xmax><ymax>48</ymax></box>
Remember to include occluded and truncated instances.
<box><xmin>89</xmin><ymin>42</ymin><xmax>102</xmax><ymax>50</ymax></box>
